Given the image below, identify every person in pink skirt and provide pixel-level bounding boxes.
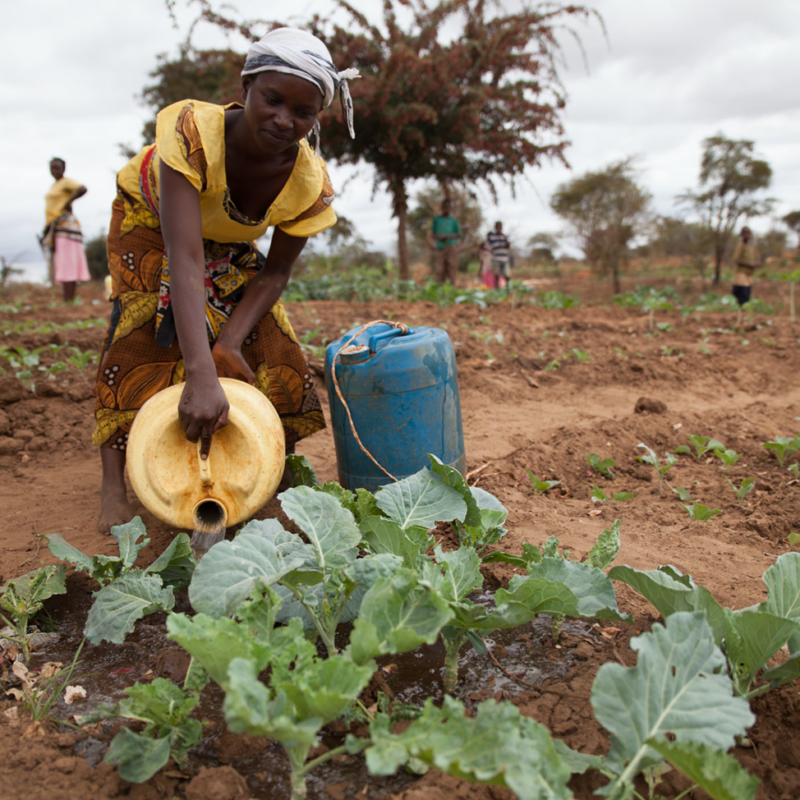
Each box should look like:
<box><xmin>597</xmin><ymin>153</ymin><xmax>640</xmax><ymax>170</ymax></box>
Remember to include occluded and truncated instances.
<box><xmin>478</xmin><ymin>240</ymin><xmax>495</xmax><ymax>288</ymax></box>
<box><xmin>42</xmin><ymin>158</ymin><xmax>90</xmax><ymax>302</ymax></box>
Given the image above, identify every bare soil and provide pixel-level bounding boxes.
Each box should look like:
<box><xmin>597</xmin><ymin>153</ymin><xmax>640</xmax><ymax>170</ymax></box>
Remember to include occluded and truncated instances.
<box><xmin>1</xmin><ymin>276</ymin><xmax>799</xmax><ymax>800</ymax></box>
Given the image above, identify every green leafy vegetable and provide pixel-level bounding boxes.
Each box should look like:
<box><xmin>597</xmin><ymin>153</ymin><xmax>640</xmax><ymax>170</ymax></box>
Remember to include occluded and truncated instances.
<box><xmin>359</xmin><ymin>516</ymin><xmax>431</xmax><ymax>566</ymax></box>
<box><xmin>105</xmin><ymin>729</ymin><xmax>172</xmax><ymax>784</ymax></box>
<box><xmin>587</xmin><ymin>452</ymin><xmax>615</xmax><ymax>478</ymax></box>
<box><xmin>684</xmin><ymin>434</ymin><xmax>726</xmax><ymax>460</ymax></box>
<box><xmin>166</xmin><ymin>612</ymin><xmax>273</xmax><ymax>685</ymax></box>
<box><xmin>104</xmin><ymin>678</ymin><xmax>203</xmax><ymax>783</ymax></box>
<box><xmin>669</xmin><ymin>484</ymin><xmax>693</xmax><ymax>502</ymax></box>
<box><xmin>285</xmin><ymin>454</ymin><xmax>320</xmax><ymax>487</ymax></box>
<box><xmin>715</xmin><ymin>449</ymin><xmax>742</xmax><ymax>470</ymax></box>
<box><xmin>722</xmin><ymin>608</ymin><xmax>800</xmax><ymax>696</ymax></box>
<box><xmin>85</xmin><ymin>571</ymin><xmax>175</xmax><ymax>645</ymax></box>
<box><xmin>526</xmin><ymin>471</ymin><xmax>561</xmax><ymax>494</ymax></box>
<box><xmin>763</xmin><ymin>435</ymin><xmax>800</xmax><ymax>468</ymax></box>
<box><xmin>586</xmin><ymin>520</ymin><xmax>622</xmax><ymax>570</ymax></box>
<box><xmin>591</xmin><ymin>612</ymin><xmax>754</xmax><ymax>796</ymax></box>
<box><xmin>348</xmin><ymin>568</ymin><xmax>454</xmax><ymax>666</ymax></box>
<box><xmin>375</xmin><ymin>467</ymin><xmax>467</xmax><ymax>528</ymax></box>
<box><xmin>682</xmin><ymin>501</ymin><xmax>722</xmax><ymax>521</ymax></box>
<box><xmin>727</xmin><ymin>477</ymin><xmax>755</xmax><ymax>505</ymax></box>
<box><xmin>47</xmin><ymin>519</ymin><xmax>195</xmax><ymax>645</ymax></box>
<box><xmin>224</xmin><ymin>647</ymin><xmax>373</xmax><ymax>800</ymax></box>
<box><xmin>609</xmin><ymin>565</ymin><xmax>728</xmax><ymax>645</ymax></box>
<box><xmin>647</xmin><ymin>739</ymin><xmax>759</xmax><ymax>800</ymax></box>
<box><xmin>366</xmin><ymin>696</ymin><xmax>573</xmax><ymax>800</ymax></box>
<box><xmin>591</xmin><ymin>485</ymin><xmax>633</xmax><ymax>503</ymax></box>
<box><xmin>0</xmin><ymin>565</ymin><xmax>67</xmax><ymax>659</ymax></box>
<box><xmin>636</xmin><ymin>444</ymin><xmax>678</xmax><ymax>494</ymax></box>
<box><xmin>188</xmin><ymin>530</ymin><xmax>305</xmax><ymax>618</ymax></box>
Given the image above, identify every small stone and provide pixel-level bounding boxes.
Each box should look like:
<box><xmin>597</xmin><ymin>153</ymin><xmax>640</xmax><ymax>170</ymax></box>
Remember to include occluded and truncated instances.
<box><xmin>27</xmin><ymin>436</ymin><xmax>49</xmax><ymax>451</ymax></box>
<box><xmin>326</xmin><ymin>781</ymin><xmax>349</xmax><ymax>800</ymax></box>
<box><xmin>14</xmin><ymin>429</ymin><xmax>34</xmax><ymax>441</ymax></box>
<box><xmin>634</xmin><ymin>397</ymin><xmax>667</xmax><ymax>414</ymax></box>
<box><xmin>185</xmin><ymin>766</ymin><xmax>250</xmax><ymax>800</ymax></box>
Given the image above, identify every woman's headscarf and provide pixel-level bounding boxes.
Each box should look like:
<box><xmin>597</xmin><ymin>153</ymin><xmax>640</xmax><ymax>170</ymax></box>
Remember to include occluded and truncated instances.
<box><xmin>242</xmin><ymin>27</ymin><xmax>360</xmax><ymax>146</ymax></box>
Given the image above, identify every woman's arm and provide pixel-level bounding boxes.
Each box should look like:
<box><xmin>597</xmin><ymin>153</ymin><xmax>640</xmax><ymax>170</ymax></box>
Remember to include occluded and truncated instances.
<box><xmin>64</xmin><ymin>185</ymin><xmax>87</xmax><ymax>213</ymax></box>
<box><xmin>159</xmin><ymin>161</ymin><xmax>229</xmax><ymax>458</ymax></box>
<box><xmin>212</xmin><ymin>229</ymin><xmax>308</xmax><ymax>381</ymax></box>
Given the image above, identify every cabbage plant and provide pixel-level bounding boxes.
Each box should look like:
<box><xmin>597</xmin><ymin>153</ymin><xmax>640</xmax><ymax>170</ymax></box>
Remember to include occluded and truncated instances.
<box><xmin>46</xmin><ymin>518</ymin><xmax>194</xmax><ymax>644</ymax></box>
<box><xmin>610</xmin><ymin>555</ymin><xmax>800</xmax><ymax>698</ymax></box>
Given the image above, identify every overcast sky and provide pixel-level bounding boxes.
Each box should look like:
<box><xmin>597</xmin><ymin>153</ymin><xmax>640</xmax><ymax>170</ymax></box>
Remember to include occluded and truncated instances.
<box><xmin>2</xmin><ymin>0</ymin><xmax>799</xmax><ymax>276</ymax></box>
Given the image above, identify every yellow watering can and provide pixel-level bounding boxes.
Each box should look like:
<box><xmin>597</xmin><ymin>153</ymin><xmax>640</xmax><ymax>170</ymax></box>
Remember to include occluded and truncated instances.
<box><xmin>126</xmin><ymin>378</ymin><xmax>285</xmax><ymax>541</ymax></box>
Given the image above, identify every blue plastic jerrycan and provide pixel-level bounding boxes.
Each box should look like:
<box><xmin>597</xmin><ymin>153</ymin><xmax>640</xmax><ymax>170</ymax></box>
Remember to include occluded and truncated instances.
<box><xmin>324</xmin><ymin>323</ymin><xmax>466</xmax><ymax>492</ymax></box>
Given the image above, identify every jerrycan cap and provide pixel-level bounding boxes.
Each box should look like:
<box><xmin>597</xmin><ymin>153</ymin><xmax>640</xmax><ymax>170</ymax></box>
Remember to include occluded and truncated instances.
<box><xmin>338</xmin><ymin>323</ymin><xmax>413</xmax><ymax>364</ymax></box>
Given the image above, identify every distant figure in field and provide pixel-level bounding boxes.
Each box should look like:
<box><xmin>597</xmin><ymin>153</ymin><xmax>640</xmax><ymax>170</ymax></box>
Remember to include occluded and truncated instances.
<box><xmin>487</xmin><ymin>221</ymin><xmax>511</xmax><ymax>289</ymax></box>
<box><xmin>731</xmin><ymin>226</ymin><xmax>761</xmax><ymax>323</ymax></box>
<box><xmin>42</xmin><ymin>158</ymin><xmax>90</xmax><ymax>302</ymax></box>
<box><xmin>478</xmin><ymin>240</ymin><xmax>494</xmax><ymax>288</ymax></box>
<box><xmin>431</xmin><ymin>199</ymin><xmax>461</xmax><ymax>284</ymax></box>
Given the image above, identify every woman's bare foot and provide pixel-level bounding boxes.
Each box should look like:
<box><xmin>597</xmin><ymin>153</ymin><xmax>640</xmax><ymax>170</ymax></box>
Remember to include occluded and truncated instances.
<box><xmin>98</xmin><ymin>448</ymin><xmax>136</xmax><ymax>533</ymax></box>
<box><xmin>98</xmin><ymin>490</ymin><xmax>136</xmax><ymax>534</ymax></box>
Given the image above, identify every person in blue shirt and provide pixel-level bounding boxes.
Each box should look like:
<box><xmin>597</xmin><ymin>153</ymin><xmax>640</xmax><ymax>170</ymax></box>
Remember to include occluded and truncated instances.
<box><xmin>431</xmin><ymin>199</ymin><xmax>461</xmax><ymax>284</ymax></box>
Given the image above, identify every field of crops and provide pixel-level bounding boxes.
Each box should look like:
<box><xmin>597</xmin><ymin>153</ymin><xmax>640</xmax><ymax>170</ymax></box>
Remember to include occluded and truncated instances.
<box><xmin>1</xmin><ymin>274</ymin><xmax>800</xmax><ymax>800</ymax></box>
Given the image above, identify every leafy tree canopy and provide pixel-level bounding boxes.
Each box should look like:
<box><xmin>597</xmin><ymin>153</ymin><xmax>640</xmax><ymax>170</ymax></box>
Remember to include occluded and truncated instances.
<box><xmin>550</xmin><ymin>158</ymin><xmax>651</xmax><ymax>293</ymax></box>
<box><xmin>782</xmin><ymin>211</ymin><xmax>800</xmax><ymax>248</ymax></box>
<box><xmin>678</xmin><ymin>134</ymin><xmax>774</xmax><ymax>283</ymax></box>
<box><xmin>156</xmin><ymin>0</ymin><xmax>601</xmax><ymax>278</ymax></box>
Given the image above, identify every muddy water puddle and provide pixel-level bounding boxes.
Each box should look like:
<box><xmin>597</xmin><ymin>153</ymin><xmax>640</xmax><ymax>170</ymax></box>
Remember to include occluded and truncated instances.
<box><xmin>31</xmin><ymin>582</ymin><xmax>592</xmax><ymax>799</ymax></box>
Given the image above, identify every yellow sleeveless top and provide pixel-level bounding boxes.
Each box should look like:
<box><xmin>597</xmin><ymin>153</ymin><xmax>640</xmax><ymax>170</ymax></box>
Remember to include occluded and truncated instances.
<box><xmin>116</xmin><ymin>99</ymin><xmax>336</xmax><ymax>241</ymax></box>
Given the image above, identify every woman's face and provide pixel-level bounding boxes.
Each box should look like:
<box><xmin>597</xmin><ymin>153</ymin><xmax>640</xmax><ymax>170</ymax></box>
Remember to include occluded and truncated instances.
<box><xmin>50</xmin><ymin>160</ymin><xmax>65</xmax><ymax>180</ymax></box>
<box><xmin>242</xmin><ymin>72</ymin><xmax>323</xmax><ymax>154</ymax></box>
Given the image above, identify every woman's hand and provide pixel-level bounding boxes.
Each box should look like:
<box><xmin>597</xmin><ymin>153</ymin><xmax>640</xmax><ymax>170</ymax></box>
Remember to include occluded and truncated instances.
<box><xmin>178</xmin><ymin>373</ymin><xmax>229</xmax><ymax>459</ymax></box>
<box><xmin>212</xmin><ymin>341</ymin><xmax>256</xmax><ymax>385</ymax></box>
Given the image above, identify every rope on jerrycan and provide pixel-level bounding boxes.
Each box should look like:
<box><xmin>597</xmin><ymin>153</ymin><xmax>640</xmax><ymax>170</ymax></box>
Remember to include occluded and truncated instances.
<box><xmin>330</xmin><ymin>319</ymin><xmax>409</xmax><ymax>483</ymax></box>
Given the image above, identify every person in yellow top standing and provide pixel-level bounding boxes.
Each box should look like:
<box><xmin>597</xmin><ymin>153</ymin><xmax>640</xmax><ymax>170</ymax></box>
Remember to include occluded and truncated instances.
<box><xmin>93</xmin><ymin>27</ymin><xmax>360</xmax><ymax>532</ymax></box>
<box><xmin>42</xmin><ymin>158</ymin><xmax>90</xmax><ymax>302</ymax></box>
<box><xmin>731</xmin><ymin>226</ymin><xmax>761</xmax><ymax>326</ymax></box>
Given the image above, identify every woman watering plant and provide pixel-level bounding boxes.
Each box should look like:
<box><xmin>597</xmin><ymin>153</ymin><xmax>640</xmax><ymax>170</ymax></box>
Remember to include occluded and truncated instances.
<box><xmin>93</xmin><ymin>28</ymin><xmax>359</xmax><ymax>532</ymax></box>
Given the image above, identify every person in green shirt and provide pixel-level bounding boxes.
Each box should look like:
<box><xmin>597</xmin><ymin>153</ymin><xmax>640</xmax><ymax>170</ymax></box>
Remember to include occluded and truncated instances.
<box><xmin>431</xmin><ymin>199</ymin><xmax>461</xmax><ymax>284</ymax></box>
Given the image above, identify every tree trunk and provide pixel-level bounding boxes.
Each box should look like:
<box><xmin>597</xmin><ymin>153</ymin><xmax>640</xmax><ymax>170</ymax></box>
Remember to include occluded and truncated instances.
<box><xmin>612</xmin><ymin>259</ymin><xmax>621</xmax><ymax>295</ymax></box>
<box><xmin>390</xmin><ymin>179</ymin><xmax>410</xmax><ymax>281</ymax></box>
<box><xmin>713</xmin><ymin>242</ymin><xmax>724</xmax><ymax>285</ymax></box>
<box><xmin>397</xmin><ymin>202</ymin><xmax>409</xmax><ymax>281</ymax></box>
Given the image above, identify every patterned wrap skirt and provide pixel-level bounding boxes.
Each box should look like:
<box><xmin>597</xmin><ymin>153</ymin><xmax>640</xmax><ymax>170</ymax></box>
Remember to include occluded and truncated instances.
<box><xmin>93</xmin><ymin>191</ymin><xmax>325</xmax><ymax>452</ymax></box>
<box><xmin>43</xmin><ymin>212</ymin><xmax>91</xmax><ymax>283</ymax></box>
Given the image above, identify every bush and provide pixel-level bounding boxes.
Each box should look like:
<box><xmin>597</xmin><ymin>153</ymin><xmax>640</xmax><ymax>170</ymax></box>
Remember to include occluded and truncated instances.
<box><xmin>84</xmin><ymin>232</ymin><xmax>109</xmax><ymax>281</ymax></box>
